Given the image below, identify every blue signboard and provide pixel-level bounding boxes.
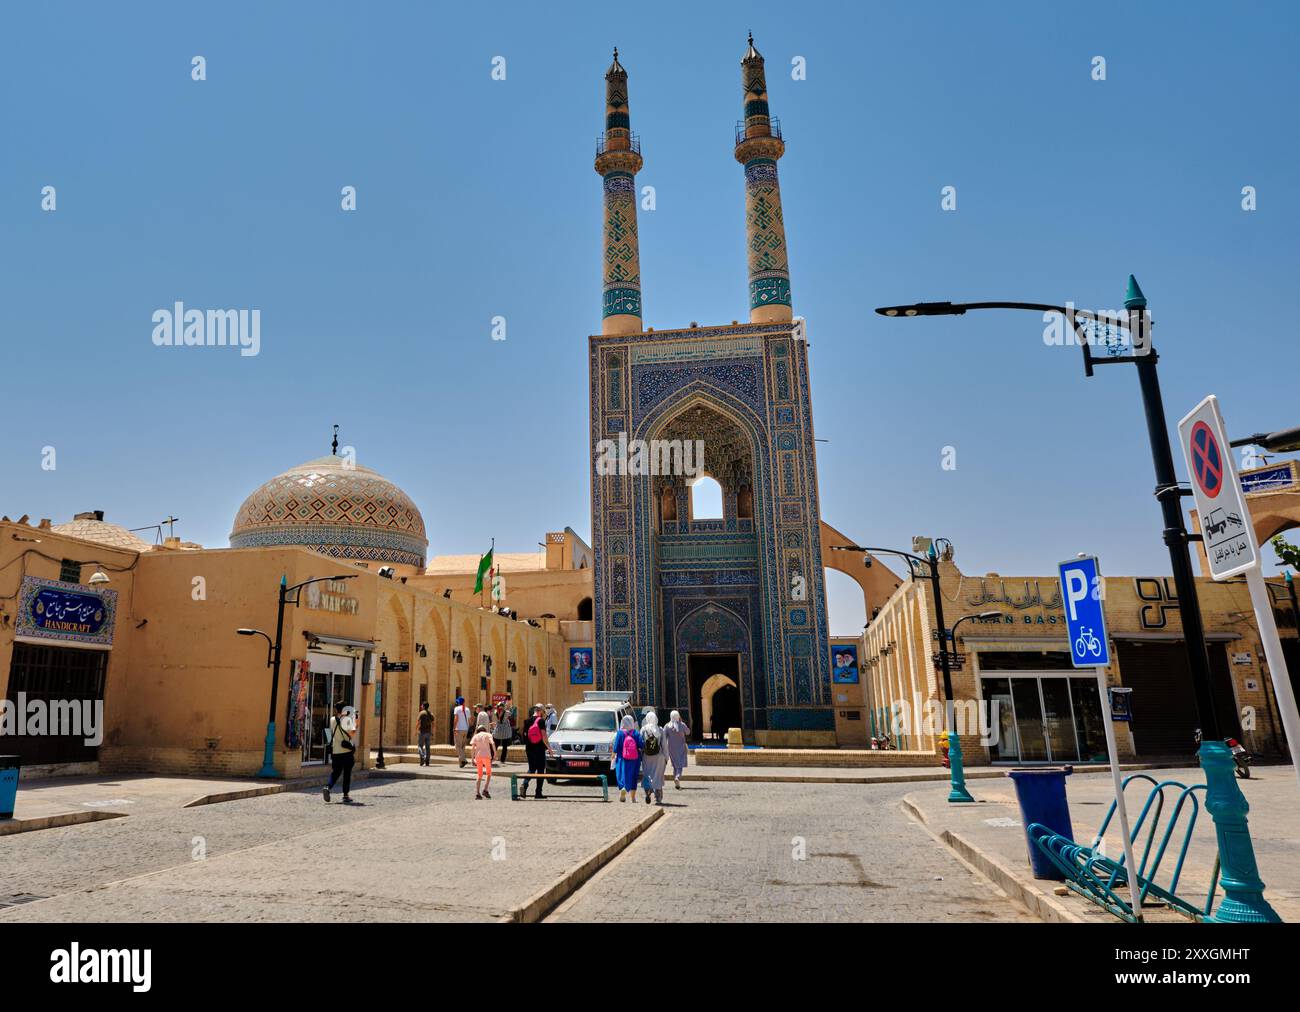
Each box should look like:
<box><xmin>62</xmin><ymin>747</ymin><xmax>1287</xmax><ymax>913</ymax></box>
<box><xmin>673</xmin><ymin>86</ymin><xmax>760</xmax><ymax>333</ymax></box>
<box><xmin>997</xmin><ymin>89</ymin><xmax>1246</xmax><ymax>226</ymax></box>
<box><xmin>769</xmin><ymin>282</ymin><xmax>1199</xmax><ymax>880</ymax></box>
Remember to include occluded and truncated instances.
<box><xmin>15</xmin><ymin>576</ymin><xmax>117</xmax><ymax>649</ymax></box>
<box><xmin>1240</xmin><ymin>463</ymin><xmax>1297</xmax><ymax>494</ymax></box>
<box><xmin>1058</xmin><ymin>556</ymin><xmax>1110</xmax><ymax>668</ymax></box>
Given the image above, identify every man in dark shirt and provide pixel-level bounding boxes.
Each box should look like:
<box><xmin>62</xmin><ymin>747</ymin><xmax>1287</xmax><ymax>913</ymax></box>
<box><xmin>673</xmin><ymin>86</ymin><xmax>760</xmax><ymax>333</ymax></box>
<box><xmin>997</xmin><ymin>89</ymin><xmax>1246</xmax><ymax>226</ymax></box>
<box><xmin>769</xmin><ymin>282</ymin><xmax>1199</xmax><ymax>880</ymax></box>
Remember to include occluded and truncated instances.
<box><xmin>416</xmin><ymin>702</ymin><xmax>434</xmax><ymax>766</ymax></box>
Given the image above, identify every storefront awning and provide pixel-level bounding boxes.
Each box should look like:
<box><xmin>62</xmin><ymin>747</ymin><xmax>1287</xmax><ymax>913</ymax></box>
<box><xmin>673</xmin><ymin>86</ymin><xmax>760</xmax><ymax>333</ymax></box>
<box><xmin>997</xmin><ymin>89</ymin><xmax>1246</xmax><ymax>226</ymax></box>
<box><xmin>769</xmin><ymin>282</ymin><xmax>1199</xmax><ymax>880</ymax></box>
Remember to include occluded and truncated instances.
<box><xmin>302</xmin><ymin>631</ymin><xmax>377</xmax><ymax>650</ymax></box>
<box><xmin>1111</xmin><ymin>631</ymin><xmax>1241</xmax><ymax>643</ymax></box>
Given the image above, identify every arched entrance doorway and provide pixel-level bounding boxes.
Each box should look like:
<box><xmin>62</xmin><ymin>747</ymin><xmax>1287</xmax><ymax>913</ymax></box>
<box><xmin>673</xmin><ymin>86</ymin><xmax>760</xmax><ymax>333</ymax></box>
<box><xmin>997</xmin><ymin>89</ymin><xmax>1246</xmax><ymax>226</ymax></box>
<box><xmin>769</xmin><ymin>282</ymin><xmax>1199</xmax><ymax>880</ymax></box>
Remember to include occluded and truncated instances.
<box><xmin>688</xmin><ymin>656</ymin><xmax>741</xmax><ymax>743</ymax></box>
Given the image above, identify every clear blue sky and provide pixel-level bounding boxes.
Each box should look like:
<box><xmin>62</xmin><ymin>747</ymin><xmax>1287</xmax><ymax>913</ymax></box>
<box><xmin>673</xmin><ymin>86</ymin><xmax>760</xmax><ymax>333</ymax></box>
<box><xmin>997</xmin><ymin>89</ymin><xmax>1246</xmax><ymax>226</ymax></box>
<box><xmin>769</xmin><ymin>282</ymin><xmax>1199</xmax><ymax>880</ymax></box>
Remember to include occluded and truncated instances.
<box><xmin>3</xmin><ymin>1</ymin><xmax>1297</xmax><ymax>635</ymax></box>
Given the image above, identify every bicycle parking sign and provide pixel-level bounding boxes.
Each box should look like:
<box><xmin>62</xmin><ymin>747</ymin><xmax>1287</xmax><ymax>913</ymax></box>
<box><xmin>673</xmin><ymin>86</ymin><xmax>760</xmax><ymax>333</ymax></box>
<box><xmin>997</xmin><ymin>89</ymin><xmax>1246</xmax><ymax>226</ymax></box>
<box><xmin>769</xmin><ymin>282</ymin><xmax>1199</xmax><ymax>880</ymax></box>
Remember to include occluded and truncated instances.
<box><xmin>1059</xmin><ymin>555</ymin><xmax>1110</xmax><ymax>668</ymax></box>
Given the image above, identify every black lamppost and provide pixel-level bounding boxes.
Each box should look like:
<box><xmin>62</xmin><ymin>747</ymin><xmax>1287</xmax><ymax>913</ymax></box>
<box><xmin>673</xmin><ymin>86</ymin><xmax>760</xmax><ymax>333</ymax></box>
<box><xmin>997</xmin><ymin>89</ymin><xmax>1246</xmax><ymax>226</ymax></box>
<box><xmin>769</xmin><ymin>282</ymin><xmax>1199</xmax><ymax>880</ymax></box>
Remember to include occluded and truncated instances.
<box><xmin>237</xmin><ymin>572</ymin><xmax>358</xmax><ymax>779</ymax></box>
<box><xmin>833</xmin><ymin>538</ymin><xmax>975</xmax><ymax>802</ymax></box>
<box><xmin>876</xmin><ymin>279</ymin><xmax>1223</xmax><ymax>740</ymax></box>
<box><xmin>376</xmin><ymin>653</ymin><xmax>388</xmax><ymax>770</ymax></box>
<box><xmin>876</xmin><ymin>278</ymin><xmax>1285</xmax><ymax>923</ymax></box>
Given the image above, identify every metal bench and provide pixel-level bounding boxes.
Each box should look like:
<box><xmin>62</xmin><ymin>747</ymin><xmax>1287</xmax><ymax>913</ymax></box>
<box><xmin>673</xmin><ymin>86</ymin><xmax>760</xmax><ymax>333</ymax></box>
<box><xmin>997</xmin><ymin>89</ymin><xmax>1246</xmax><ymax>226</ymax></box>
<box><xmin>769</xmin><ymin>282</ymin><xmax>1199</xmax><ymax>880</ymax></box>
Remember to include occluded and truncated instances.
<box><xmin>510</xmin><ymin>772</ymin><xmax>608</xmax><ymax>802</ymax></box>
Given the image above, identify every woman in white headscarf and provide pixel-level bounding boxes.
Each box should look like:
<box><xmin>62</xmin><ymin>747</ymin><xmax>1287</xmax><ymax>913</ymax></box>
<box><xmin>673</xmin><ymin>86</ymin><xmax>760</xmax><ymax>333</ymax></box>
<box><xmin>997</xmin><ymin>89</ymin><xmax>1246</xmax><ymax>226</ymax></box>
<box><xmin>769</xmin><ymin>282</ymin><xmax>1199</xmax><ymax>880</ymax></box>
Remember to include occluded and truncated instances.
<box><xmin>638</xmin><ymin>710</ymin><xmax>668</xmax><ymax>805</ymax></box>
<box><xmin>662</xmin><ymin>709</ymin><xmax>691</xmax><ymax>789</ymax></box>
<box><xmin>612</xmin><ymin>713</ymin><xmax>642</xmax><ymax>802</ymax></box>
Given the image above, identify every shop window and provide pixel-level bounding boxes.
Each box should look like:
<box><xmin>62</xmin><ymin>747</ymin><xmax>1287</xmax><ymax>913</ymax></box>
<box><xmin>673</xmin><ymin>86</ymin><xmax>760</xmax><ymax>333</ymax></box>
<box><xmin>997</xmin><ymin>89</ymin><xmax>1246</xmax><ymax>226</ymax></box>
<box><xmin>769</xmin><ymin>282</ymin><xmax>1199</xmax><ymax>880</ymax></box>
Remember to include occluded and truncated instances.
<box><xmin>59</xmin><ymin>558</ymin><xmax>82</xmax><ymax>584</ymax></box>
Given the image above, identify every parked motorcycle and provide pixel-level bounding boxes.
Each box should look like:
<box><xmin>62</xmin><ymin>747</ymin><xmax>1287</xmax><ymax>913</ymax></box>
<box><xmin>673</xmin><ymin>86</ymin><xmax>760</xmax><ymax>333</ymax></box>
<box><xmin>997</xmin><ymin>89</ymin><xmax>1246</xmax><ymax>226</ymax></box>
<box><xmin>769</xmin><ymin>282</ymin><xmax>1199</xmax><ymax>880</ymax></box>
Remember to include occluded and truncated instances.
<box><xmin>1194</xmin><ymin>729</ymin><xmax>1252</xmax><ymax>779</ymax></box>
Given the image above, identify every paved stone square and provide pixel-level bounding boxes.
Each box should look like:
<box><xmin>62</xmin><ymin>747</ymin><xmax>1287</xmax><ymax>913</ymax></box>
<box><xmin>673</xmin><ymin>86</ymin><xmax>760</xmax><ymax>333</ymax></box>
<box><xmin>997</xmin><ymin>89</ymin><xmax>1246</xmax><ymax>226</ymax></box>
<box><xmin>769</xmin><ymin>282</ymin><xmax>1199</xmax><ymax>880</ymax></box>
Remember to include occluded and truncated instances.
<box><xmin>0</xmin><ymin>774</ymin><xmax>1031</xmax><ymax>923</ymax></box>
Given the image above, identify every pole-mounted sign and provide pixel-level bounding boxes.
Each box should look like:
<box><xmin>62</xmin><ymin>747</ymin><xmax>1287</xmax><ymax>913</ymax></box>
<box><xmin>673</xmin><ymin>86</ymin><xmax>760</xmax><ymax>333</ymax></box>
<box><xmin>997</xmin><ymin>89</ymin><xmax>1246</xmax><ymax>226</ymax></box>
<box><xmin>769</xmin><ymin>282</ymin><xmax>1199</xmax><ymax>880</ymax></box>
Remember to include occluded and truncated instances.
<box><xmin>1058</xmin><ymin>554</ymin><xmax>1140</xmax><ymax>919</ymax></box>
<box><xmin>1178</xmin><ymin>395</ymin><xmax>1257</xmax><ymax>580</ymax></box>
<box><xmin>1179</xmin><ymin>394</ymin><xmax>1298</xmax><ymax>792</ymax></box>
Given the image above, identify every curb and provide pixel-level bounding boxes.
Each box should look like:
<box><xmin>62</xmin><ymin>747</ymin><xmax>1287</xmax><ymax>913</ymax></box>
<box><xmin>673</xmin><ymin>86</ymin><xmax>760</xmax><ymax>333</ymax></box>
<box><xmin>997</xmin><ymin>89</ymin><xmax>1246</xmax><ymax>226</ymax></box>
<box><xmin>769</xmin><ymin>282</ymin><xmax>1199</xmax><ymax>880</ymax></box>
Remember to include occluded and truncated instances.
<box><xmin>0</xmin><ymin>809</ymin><xmax>127</xmax><ymax>837</ymax></box>
<box><xmin>673</xmin><ymin>763</ymin><xmax>1176</xmax><ymax>787</ymax></box>
<box><xmin>502</xmin><ymin>807</ymin><xmax>665</xmax><ymax>924</ymax></box>
<box><xmin>902</xmin><ymin>796</ymin><xmax>1084</xmax><ymax>924</ymax></box>
<box><xmin>183</xmin><ymin>769</ymin><xmax>388</xmax><ymax>808</ymax></box>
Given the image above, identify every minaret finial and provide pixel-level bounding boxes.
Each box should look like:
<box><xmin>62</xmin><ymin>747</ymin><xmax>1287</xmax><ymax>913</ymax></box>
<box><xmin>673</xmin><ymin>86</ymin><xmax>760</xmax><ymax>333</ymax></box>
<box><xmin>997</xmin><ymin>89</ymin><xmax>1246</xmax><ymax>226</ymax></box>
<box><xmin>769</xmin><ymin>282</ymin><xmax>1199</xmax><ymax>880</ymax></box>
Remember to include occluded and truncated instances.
<box><xmin>331</xmin><ymin>424</ymin><xmax>339</xmax><ymax>456</ymax></box>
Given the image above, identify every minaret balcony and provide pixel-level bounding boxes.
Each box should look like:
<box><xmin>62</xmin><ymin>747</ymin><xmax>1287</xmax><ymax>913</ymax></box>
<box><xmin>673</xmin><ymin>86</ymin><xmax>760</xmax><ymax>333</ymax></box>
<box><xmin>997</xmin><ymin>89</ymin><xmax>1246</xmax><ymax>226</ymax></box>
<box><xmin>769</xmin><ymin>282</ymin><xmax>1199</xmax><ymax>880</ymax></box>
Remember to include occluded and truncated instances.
<box><xmin>597</xmin><ymin>132</ymin><xmax>641</xmax><ymax>157</ymax></box>
<box><xmin>735</xmin><ymin>117</ymin><xmax>781</xmax><ymax>146</ymax></box>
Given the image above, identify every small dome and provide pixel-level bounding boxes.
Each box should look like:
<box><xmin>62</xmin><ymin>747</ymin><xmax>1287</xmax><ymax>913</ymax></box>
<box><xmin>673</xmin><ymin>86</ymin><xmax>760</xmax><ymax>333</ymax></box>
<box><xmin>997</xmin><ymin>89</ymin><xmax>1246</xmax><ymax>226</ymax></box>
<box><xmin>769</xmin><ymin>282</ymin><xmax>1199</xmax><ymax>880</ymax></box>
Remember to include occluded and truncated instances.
<box><xmin>53</xmin><ymin>513</ymin><xmax>153</xmax><ymax>553</ymax></box>
<box><xmin>230</xmin><ymin>455</ymin><xmax>427</xmax><ymax>568</ymax></box>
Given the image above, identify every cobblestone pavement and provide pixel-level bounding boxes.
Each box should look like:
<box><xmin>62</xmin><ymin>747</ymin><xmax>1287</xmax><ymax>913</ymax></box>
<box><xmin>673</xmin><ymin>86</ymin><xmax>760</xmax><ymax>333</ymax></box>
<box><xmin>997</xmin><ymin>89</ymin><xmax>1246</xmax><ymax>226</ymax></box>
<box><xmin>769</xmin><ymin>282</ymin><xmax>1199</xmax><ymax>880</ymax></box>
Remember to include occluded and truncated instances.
<box><xmin>549</xmin><ymin>781</ymin><xmax>1035</xmax><ymax>922</ymax></box>
<box><xmin>0</xmin><ymin>777</ymin><xmax>1032</xmax><ymax>922</ymax></box>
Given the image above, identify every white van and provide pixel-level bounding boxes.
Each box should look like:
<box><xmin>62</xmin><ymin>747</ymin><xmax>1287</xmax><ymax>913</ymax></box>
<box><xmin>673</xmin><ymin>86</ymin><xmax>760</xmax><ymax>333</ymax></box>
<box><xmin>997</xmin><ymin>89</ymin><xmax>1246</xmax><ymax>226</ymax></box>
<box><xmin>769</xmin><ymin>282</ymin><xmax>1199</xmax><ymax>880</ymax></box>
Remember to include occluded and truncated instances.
<box><xmin>545</xmin><ymin>691</ymin><xmax>635</xmax><ymax>780</ymax></box>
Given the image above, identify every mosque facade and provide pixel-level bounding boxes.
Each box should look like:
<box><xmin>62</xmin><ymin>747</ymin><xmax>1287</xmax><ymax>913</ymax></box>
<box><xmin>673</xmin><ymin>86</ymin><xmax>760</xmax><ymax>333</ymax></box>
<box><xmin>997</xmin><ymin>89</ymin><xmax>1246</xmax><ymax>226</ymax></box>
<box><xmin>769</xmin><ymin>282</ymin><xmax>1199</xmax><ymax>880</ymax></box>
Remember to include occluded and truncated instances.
<box><xmin>589</xmin><ymin>38</ymin><xmax>837</xmax><ymax>744</ymax></box>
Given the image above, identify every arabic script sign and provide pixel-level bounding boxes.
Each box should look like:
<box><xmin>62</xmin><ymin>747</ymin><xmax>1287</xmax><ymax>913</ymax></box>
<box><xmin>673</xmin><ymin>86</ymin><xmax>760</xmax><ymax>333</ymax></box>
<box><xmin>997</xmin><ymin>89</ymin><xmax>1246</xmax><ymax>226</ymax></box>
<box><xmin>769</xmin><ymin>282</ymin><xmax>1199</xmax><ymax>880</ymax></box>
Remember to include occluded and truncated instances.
<box><xmin>16</xmin><ymin>576</ymin><xmax>118</xmax><ymax>649</ymax></box>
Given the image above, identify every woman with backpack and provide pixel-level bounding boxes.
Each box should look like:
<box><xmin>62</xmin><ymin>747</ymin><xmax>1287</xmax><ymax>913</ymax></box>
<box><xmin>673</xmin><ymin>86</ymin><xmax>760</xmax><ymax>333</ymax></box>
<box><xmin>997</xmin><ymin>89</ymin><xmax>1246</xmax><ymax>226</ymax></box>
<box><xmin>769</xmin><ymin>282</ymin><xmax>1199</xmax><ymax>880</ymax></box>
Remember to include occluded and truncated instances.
<box><xmin>611</xmin><ymin>713</ymin><xmax>643</xmax><ymax>803</ymax></box>
<box><xmin>639</xmin><ymin>710</ymin><xmax>667</xmax><ymax>805</ymax></box>
<box><xmin>517</xmin><ymin>704</ymin><xmax>551</xmax><ymax>800</ymax></box>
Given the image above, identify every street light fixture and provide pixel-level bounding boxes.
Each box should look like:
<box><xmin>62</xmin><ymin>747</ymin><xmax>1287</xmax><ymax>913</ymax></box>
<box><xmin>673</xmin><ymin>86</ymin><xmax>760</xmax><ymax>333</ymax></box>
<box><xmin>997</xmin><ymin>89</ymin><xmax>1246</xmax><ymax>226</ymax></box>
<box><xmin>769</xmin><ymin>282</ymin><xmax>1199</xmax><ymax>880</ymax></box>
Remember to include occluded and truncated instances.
<box><xmin>235</xmin><ymin>573</ymin><xmax>359</xmax><ymax>779</ymax></box>
<box><xmin>1229</xmin><ymin>427</ymin><xmax>1300</xmax><ymax>453</ymax></box>
<box><xmin>875</xmin><ymin>275</ymin><xmax>1281</xmax><ymax>922</ymax></box>
<box><xmin>833</xmin><ymin>539</ymin><xmax>975</xmax><ymax>803</ymax></box>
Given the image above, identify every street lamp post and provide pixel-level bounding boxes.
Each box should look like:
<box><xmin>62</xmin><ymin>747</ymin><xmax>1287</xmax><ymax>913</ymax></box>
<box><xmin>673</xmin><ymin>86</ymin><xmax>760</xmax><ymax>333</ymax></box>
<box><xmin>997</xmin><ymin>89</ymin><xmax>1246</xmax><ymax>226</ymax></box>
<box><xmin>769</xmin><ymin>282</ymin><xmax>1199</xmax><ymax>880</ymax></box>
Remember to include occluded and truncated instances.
<box><xmin>834</xmin><ymin>540</ymin><xmax>974</xmax><ymax>802</ymax></box>
<box><xmin>875</xmin><ymin>276</ymin><xmax>1280</xmax><ymax>922</ymax></box>
<box><xmin>376</xmin><ymin>653</ymin><xmax>388</xmax><ymax>770</ymax></box>
<box><xmin>237</xmin><ymin>573</ymin><xmax>359</xmax><ymax>779</ymax></box>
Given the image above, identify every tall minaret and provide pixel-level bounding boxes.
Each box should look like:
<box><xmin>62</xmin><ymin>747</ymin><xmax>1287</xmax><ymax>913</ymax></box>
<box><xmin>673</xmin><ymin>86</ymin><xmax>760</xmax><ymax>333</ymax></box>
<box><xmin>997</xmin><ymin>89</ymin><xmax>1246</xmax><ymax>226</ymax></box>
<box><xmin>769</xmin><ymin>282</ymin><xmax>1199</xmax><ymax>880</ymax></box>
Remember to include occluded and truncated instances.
<box><xmin>594</xmin><ymin>48</ymin><xmax>645</xmax><ymax>335</ymax></box>
<box><xmin>734</xmin><ymin>33</ymin><xmax>792</xmax><ymax>323</ymax></box>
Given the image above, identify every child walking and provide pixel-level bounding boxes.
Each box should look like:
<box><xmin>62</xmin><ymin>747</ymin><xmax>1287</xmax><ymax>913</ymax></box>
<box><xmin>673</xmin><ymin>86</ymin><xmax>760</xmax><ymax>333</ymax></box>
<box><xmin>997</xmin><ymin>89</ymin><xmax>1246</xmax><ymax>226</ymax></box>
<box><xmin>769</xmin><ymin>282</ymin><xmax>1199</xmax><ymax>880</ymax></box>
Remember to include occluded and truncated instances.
<box><xmin>471</xmin><ymin>722</ymin><xmax>497</xmax><ymax>799</ymax></box>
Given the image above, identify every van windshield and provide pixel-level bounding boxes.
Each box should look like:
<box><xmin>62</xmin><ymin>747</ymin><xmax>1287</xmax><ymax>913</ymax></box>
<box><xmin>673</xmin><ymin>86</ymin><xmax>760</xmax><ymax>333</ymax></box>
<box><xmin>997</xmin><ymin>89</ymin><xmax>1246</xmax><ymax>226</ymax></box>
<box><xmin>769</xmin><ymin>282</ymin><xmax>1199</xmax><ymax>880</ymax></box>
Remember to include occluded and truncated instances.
<box><xmin>556</xmin><ymin>710</ymin><xmax>618</xmax><ymax>732</ymax></box>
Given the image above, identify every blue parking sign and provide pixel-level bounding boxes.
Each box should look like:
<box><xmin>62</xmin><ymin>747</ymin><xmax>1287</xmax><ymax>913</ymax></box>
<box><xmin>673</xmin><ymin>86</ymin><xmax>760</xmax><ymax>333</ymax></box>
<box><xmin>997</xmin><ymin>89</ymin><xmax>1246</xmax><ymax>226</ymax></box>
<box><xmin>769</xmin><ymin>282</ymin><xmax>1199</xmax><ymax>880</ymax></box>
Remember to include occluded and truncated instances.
<box><xmin>1059</xmin><ymin>556</ymin><xmax>1110</xmax><ymax>668</ymax></box>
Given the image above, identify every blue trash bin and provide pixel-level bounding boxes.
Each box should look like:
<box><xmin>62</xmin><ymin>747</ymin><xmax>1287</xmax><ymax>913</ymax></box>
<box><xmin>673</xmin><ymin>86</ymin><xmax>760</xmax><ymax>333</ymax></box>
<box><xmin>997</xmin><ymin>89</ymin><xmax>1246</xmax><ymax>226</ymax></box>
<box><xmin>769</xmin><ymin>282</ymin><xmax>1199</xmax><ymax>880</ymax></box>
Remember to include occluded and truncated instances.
<box><xmin>0</xmin><ymin>755</ymin><xmax>19</xmax><ymax>819</ymax></box>
<box><xmin>1006</xmin><ymin>766</ymin><xmax>1074</xmax><ymax>880</ymax></box>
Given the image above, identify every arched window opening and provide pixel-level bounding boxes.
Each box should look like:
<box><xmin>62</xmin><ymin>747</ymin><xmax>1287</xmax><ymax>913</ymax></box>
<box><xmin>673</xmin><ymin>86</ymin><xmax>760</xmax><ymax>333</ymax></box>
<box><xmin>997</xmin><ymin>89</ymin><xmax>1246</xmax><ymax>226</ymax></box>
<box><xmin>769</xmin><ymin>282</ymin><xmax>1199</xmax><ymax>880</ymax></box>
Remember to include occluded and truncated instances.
<box><xmin>690</xmin><ymin>475</ymin><xmax>724</xmax><ymax>520</ymax></box>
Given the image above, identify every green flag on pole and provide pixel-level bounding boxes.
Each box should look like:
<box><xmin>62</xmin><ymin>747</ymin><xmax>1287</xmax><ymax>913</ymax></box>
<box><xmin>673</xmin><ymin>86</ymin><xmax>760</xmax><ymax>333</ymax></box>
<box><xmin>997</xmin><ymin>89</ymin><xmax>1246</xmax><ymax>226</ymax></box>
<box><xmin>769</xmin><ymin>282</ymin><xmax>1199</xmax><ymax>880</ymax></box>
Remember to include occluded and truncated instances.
<box><xmin>473</xmin><ymin>547</ymin><xmax>494</xmax><ymax>596</ymax></box>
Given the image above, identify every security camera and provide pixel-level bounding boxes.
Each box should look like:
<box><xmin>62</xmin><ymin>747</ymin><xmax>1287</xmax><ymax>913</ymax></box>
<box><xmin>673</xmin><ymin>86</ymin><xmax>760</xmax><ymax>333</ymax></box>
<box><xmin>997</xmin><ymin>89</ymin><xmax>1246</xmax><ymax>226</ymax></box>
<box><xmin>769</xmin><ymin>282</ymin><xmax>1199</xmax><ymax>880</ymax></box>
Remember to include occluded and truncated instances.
<box><xmin>863</xmin><ymin>556</ymin><xmax>872</xmax><ymax>568</ymax></box>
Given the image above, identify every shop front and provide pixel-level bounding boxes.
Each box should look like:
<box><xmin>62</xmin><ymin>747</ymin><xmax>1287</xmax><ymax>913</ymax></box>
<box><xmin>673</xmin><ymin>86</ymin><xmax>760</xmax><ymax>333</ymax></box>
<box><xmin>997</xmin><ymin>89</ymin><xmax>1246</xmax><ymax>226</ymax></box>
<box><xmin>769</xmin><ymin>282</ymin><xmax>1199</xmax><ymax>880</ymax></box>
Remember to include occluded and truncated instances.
<box><xmin>2</xmin><ymin>576</ymin><xmax>118</xmax><ymax>768</ymax></box>
<box><xmin>293</xmin><ymin>642</ymin><xmax>371</xmax><ymax>759</ymax></box>
<box><xmin>863</xmin><ymin>561</ymin><xmax>1288</xmax><ymax>767</ymax></box>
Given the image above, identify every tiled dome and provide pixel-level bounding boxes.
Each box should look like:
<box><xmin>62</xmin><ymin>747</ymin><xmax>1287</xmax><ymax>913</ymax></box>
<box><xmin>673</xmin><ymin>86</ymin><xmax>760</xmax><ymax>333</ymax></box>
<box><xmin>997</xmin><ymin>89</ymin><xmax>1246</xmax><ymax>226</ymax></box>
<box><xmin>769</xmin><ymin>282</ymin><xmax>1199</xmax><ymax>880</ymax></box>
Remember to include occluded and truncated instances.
<box><xmin>230</xmin><ymin>455</ymin><xmax>427</xmax><ymax>568</ymax></box>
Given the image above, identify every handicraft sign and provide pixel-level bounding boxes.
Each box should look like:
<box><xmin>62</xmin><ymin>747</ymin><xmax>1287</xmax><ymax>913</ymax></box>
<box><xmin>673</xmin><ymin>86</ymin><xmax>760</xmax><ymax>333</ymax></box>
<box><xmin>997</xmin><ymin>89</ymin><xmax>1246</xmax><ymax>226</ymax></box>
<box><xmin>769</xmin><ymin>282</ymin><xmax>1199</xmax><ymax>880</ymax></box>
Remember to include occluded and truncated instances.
<box><xmin>16</xmin><ymin>576</ymin><xmax>118</xmax><ymax>650</ymax></box>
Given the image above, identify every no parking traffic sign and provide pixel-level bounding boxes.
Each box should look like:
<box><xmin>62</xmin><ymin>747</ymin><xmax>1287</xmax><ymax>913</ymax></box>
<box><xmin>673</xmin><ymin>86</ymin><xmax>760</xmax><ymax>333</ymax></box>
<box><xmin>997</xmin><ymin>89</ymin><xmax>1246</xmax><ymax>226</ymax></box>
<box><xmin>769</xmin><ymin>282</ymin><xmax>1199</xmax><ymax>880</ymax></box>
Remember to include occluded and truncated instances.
<box><xmin>1178</xmin><ymin>395</ymin><xmax>1257</xmax><ymax>580</ymax></box>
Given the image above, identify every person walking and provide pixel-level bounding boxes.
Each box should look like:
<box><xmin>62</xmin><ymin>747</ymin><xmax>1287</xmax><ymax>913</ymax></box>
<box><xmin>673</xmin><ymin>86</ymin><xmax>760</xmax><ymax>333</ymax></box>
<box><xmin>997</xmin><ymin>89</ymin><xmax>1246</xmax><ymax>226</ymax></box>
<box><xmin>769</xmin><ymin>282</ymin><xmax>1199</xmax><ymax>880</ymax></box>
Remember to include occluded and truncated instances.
<box><xmin>452</xmin><ymin>696</ymin><xmax>473</xmax><ymax>768</ymax></box>
<box><xmin>517</xmin><ymin>704</ymin><xmax>551</xmax><ymax>800</ymax></box>
<box><xmin>475</xmin><ymin>704</ymin><xmax>490</xmax><ymax>731</ymax></box>
<box><xmin>545</xmin><ymin>703</ymin><xmax>558</xmax><ymax>736</ymax></box>
<box><xmin>492</xmin><ymin>701</ymin><xmax>513</xmax><ymax>764</ymax></box>
<box><xmin>639</xmin><ymin>710</ymin><xmax>667</xmax><ymax>805</ymax></box>
<box><xmin>470</xmin><ymin>721</ymin><xmax>497</xmax><ymax>800</ymax></box>
<box><xmin>504</xmin><ymin>694</ymin><xmax>518</xmax><ymax>738</ymax></box>
<box><xmin>323</xmin><ymin>701</ymin><xmax>356</xmax><ymax>804</ymax></box>
<box><xmin>611</xmin><ymin>713</ymin><xmax>643</xmax><ymax>803</ymax></box>
<box><xmin>415</xmin><ymin>701</ymin><xmax>434</xmax><ymax>766</ymax></box>
<box><xmin>663</xmin><ymin>709</ymin><xmax>691</xmax><ymax>789</ymax></box>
